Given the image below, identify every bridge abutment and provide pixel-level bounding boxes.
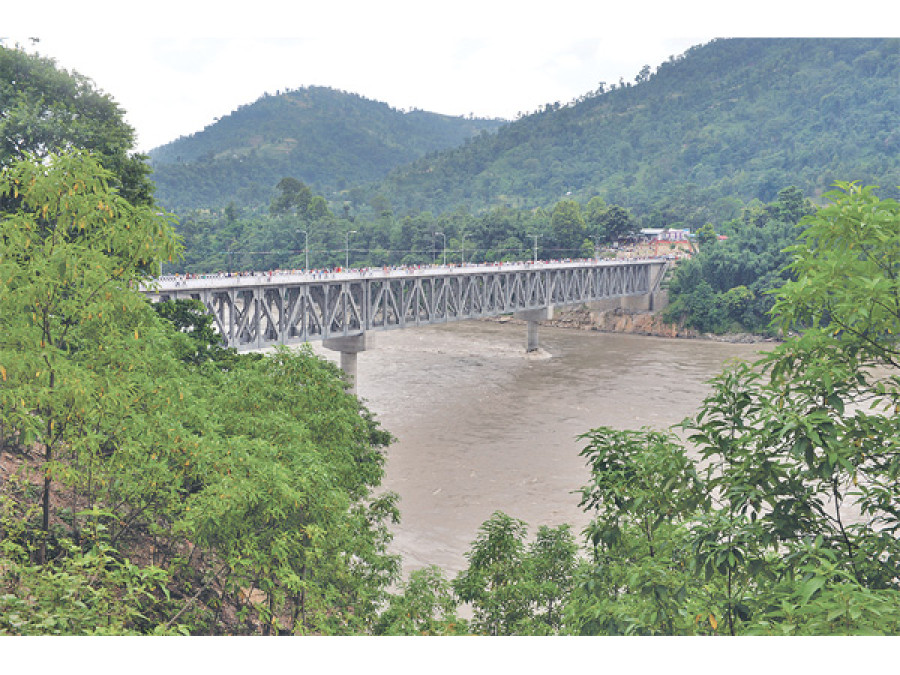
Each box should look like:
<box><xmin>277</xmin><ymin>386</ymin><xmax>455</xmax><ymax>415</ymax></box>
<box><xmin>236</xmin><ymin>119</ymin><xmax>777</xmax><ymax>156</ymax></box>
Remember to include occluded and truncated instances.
<box><xmin>514</xmin><ymin>307</ymin><xmax>554</xmax><ymax>352</ymax></box>
<box><xmin>322</xmin><ymin>332</ymin><xmax>372</xmax><ymax>395</ymax></box>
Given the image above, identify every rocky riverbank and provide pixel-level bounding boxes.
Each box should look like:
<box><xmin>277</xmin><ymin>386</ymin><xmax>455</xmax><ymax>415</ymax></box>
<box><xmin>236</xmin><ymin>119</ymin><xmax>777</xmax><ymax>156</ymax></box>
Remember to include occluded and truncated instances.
<box><xmin>494</xmin><ymin>305</ymin><xmax>778</xmax><ymax>345</ymax></box>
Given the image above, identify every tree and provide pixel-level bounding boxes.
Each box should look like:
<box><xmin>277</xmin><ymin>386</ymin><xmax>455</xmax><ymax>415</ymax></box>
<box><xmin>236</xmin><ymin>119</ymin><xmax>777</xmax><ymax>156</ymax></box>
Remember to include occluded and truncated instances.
<box><xmin>269</xmin><ymin>177</ymin><xmax>312</xmax><ymax>217</ymax></box>
<box><xmin>568</xmin><ymin>183</ymin><xmax>900</xmax><ymax>635</ymax></box>
<box><xmin>0</xmin><ymin>151</ymin><xmax>180</xmax><ymax>563</ymax></box>
<box><xmin>568</xmin><ymin>428</ymin><xmax>707</xmax><ymax>635</ymax></box>
<box><xmin>453</xmin><ymin>511</ymin><xmax>530</xmax><ymax>635</ymax></box>
<box><xmin>596</xmin><ymin>205</ymin><xmax>638</xmax><ymax>243</ymax></box>
<box><xmin>0</xmin><ymin>151</ymin><xmax>401</xmax><ymax>634</ymax></box>
<box><xmin>635</xmin><ymin>64</ymin><xmax>652</xmax><ymax>84</ymax></box>
<box><xmin>452</xmin><ymin>511</ymin><xmax>577</xmax><ymax>635</ymax></box>
<box><xmin>0</xmin><ymin>152</ymin><xmax>194</xmax><ymax>632</ymax></box>
<box><xmin>772</xmin><ymin>181</ymin><xmax>900</xmax><ymax>367</ymax></box>
<box><xmin>585</xmin><ymin>196</ymin><xmax>608</xmax><ymax>236</ymax></box>
<box><xmin>549</xmin><ymin>200</ymin><xmax>586</xmax><ymax>256</ymax></box>
<box><xmin>770</xmin><ymin>185</ymin><xmax>816</xmax><ymax>225</ymax></box>
<box><xmin>687</xmin><ymin>184</ymin><xmax>900</xmax><ymax>634</ymax></box>
<box><xmin>374</xmin><ymin>565</ymin><xmax>466</xmax><ymax>635</ymax></box>
<box><xmin>526</xmin><ymin>524</ymin><xmax>577</xmax><ymax>633</ymax></box>
<box><xmin>180</xmin><ymin>346</ymin><xmax>399</xmax><ymax>635</ymax></box>
<box><xmin>0</xmin><ymin>45</ymin><xmax>154</xmax><ymax>206</ymax></box>
<box><xmin>152</xmin><ymin>298</ymin><xmax>236</xmax><ymax>366</ymax></box>
<box><xmin>695</xmin><ymin>222</ymin><xmax>718</xmax><ymax>247</ymax></box>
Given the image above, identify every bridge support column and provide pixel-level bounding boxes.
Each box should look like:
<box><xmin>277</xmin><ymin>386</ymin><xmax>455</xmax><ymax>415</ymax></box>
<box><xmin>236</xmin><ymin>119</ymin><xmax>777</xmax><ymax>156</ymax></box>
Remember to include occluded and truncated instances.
<box><xmin>647</xmin><ymin>260</ymin><xmax>670</xmax><ymax>313</ymax></box>
<box><xmin>322</xmin><ymin>332</ymin><xmax>372</xmax><ymax>395</ymax></box>
<box><xmin>514</xmin><ymin>307</ymin><xmax>554</xmax><ymax>352</ymax></box>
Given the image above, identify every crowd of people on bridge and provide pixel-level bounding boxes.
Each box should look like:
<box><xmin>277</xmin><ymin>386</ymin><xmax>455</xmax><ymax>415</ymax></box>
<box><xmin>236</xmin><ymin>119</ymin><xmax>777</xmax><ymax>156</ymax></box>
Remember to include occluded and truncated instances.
<box><xmin>156</xmin><ymin>253</ymin><xmax>671</xmax><ymax>288</ymax></box>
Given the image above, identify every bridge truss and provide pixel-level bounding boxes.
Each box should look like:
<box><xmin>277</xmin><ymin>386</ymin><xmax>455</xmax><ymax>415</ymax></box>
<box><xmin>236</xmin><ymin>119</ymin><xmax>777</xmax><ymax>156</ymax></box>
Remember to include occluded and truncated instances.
<box><xmin>149</xmin><ymin>262</ymin><xmax>656</xmax><ymax>350</ymax></box>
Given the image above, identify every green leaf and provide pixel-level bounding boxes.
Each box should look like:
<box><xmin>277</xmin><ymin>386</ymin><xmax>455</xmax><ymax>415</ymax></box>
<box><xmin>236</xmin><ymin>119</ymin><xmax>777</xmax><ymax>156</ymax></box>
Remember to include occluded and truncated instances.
<box><xmin>827</xmin><ymin>394</ymin><xmax>845</xmax><ymax>415</ymax></box>
<box><xmin>799</xmin><ymin>577</ymin><xmax>825</xmax><ymax>604</ymax></box>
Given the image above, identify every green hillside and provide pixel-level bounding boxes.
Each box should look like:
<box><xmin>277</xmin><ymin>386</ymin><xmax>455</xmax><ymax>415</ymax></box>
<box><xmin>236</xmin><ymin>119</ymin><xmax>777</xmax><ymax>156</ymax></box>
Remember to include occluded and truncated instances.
<box><xmin>354</xmin><ymin>38</ymin><xmax>899</xmax><ymax>228</ymax></box>
<box><xmin>147</xmin><ymin>37</ymin><xmax>900</xmax><ymax>282</ymax></box>
<box><xmin>147</xmin><ymin>86</ymin><xmax>505</xmax><ymax>211</ymax></box>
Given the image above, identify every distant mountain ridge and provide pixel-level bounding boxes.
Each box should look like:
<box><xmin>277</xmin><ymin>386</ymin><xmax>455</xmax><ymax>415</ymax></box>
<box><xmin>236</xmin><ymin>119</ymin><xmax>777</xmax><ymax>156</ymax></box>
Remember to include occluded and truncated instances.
<box><xmin>148</xmin><ymin>86</ymin><xmax>506</xmax><ymax>210</ymax></box>
<box><xmin>354</xmin><ymin>38</ymin><xmax>899</xmax><ymax>226</ymax></box>
<box><xmin>148</xmin><ymin>38</ymin><xmax>900</xmax><ymax>230</ymax></box>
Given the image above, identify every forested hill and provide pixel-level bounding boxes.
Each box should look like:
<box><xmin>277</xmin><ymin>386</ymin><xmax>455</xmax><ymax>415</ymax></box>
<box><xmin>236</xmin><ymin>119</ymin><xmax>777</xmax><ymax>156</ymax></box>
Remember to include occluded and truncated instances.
<box><xmin>148</xmin><ymin>86</ymin><xmax>506</xmax><ymax>211</ymax></box>
<box><xmin>354</xmin><ymin>38</ymin><xmax>899</xmax><ymax>228</ymax></box>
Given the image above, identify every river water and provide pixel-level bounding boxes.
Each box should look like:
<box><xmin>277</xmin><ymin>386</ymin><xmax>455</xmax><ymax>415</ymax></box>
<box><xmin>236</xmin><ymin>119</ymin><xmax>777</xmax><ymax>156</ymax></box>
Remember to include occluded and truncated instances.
<box><xmin>314</xmin><ymin>321</ymin><xmax>766</xmax><ymax>577</ymax></box>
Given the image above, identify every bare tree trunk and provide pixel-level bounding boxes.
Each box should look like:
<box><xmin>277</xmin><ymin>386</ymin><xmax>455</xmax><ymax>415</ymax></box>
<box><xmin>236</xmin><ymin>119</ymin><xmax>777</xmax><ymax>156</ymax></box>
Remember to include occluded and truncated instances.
<box><xmin>40</xmin><ymin>437</ymin><xmax>52</xmax><ymax>564</ymax></box>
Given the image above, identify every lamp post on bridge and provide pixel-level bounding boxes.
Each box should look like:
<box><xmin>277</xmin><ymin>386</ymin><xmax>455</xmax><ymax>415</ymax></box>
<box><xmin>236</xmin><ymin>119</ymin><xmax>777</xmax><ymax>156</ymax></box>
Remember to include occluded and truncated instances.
<box><xmin>345</xmin><ymin>230</ymin><xmax>357</xmax><ymax>270</ymax></box>
<box><xmin>434</xmin><ymin>231</ymin><xmax>446</xmax><ymax>266</ymax></box>
<box><xmin>529</xmin><ymin>233</ymin><xmax>542</xmax><ymax>263</ymax></box>
<box><xmin>227</xmin><ymin>240</ymin><xmax>237</xmax><ymax>274</ymax></box>
<box><xmin>296</xmin><ymin>229</ymin><xmax>309</xmax><ymax>271</ymax></box>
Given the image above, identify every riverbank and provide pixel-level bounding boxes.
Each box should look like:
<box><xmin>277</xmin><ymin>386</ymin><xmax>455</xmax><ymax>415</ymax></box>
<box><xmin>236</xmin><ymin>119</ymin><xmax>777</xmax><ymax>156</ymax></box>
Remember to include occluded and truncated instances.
<box><xmin>493</xmin><ymin>305</ymin><xmax>778</xmax><ymax>345</ymax></box>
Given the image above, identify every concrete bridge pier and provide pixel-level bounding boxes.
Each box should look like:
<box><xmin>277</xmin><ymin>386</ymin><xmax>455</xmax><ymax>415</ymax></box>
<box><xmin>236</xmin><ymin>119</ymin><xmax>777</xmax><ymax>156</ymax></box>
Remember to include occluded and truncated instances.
<box><xmin>514</xmin><ymin>307</ymin><xmax>554</xmax><ymax>352</ymax></box>
<box><xmin>322</xmin><ymin>332</ymin><xmax>372</xmax><ymax>395</ymax></box>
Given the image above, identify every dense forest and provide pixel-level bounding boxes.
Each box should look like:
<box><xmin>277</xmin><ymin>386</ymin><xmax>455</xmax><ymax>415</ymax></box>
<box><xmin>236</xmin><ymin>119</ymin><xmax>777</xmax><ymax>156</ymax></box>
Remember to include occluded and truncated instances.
<box><xmin>662</xmin><ymin>185</ymin><xmax>817</xmax><ymax>334</ymax></box>
<box><xmin>146</xmin><ymin>38</ymin><xmax>899</xmax><ymax>234</ymax></box>
<box><xmin>3</xmin><ymin>42</ymin><xmax>900</xmax><ymax>637</ymax></box>
<box><xmin>148</xmin><ymin>86</ymin><xmax>505</xmax><ymax>211</ymax></box>
<box><xmin>357</xmin><ymin>38</ymin><xmax>899</xmax><ymax>227</ymax></box>
<box><xmin>167</xmin><ymin>179</ymin><xmax>640</xmax><ymax>275</ymax></box>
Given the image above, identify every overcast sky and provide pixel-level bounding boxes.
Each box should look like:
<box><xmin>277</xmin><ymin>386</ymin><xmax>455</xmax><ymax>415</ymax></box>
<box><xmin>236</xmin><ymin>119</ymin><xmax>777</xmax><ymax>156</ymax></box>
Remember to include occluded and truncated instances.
<box><xmin>5</xmin><ymin>1</ymin><xmax>889</xmax><ymax>152</ymax></box>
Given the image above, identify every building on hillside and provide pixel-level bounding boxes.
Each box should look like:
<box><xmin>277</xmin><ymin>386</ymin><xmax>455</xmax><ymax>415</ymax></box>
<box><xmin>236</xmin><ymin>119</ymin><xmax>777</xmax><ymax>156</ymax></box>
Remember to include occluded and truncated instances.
<box><xmin>639</xmin><ymin>227</ymin><xmax>691</xmax><ymax>242</ymax></box>
<box><xmin>636</xmin><ymin>228</ymin><xmax>694</xmax><ymax>257</ymax></box>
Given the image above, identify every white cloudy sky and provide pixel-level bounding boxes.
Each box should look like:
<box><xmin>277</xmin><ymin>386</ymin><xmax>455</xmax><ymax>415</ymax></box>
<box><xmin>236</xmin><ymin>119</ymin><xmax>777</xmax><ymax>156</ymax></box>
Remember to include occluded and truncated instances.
<box><xmin>5</xmin><ymin>0</ymin><xmax>888</xmax><ymax>152</ymax></box>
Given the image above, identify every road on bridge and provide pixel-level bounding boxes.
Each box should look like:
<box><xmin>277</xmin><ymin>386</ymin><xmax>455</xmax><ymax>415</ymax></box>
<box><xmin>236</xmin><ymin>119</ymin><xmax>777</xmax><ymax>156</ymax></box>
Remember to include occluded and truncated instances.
<box><xmin>147</xmin><ymin>258</ymin><xmax>665</xmax><ymax>292</ymax></box>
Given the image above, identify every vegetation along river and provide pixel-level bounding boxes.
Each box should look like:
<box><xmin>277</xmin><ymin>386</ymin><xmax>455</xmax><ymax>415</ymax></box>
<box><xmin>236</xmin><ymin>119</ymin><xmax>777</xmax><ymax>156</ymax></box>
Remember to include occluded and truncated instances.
<box><xmin>313</xmin><ymin>321</ymin><xmax>766</xmax><ymax>578</ymax></box>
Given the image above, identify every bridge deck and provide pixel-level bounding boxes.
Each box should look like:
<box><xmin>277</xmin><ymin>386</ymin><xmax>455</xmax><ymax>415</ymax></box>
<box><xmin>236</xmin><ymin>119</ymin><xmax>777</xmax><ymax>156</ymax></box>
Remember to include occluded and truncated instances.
<box><xmin>143</xmin><ymin>260</ymin><xmax>665</xmax><ymax>351</ymax></box>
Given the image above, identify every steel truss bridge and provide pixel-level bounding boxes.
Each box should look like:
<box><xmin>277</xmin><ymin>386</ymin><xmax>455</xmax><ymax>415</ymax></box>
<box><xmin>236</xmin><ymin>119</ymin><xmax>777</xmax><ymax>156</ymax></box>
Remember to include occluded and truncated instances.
<box><xmin>143</xmin><ymin>260</ymin><xmax>666</xmax><ymax>352</ymax></box>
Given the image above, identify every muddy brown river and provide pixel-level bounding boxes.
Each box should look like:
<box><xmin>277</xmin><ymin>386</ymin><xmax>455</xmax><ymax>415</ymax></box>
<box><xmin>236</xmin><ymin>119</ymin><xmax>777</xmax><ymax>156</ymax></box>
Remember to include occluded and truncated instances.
<box><xmin>314</xmin><ymin>321</ymin><xmax>766</xmax><ymax>577</ymax></box>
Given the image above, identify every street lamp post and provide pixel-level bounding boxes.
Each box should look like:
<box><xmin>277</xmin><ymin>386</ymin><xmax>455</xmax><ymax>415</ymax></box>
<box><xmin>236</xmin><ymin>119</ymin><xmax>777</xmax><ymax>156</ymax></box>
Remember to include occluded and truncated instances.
<box><xmin>529</xmin><ymin>233</ymin><xmax>542</xmax><ymax>263</ymax></box>
<box><xmin>296</xmin><ymin>229</ymin><xmax>309</xmax><ymax>271</ymax></box>
<box><xmin>461</xmin><ymin>234</ymin><xmax>467</xmax><ymax>265</ymax></box>
<box><xmin>345</xmin><ymin>230</ymin><xmax>357</xmax><ymax>269</ymax></box>
<box><xmin>434</xmin><ymin>231</ymin><xmax>446</xmax><ymax>266</ymax></box>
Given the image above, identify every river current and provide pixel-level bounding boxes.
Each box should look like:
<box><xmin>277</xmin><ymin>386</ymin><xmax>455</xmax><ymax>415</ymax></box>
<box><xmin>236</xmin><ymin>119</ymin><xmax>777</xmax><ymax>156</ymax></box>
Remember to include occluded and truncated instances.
<box><xmin>313</xmin><ymin>321</ymin><xmax>765</xmax><ymax>577</ymax></box>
